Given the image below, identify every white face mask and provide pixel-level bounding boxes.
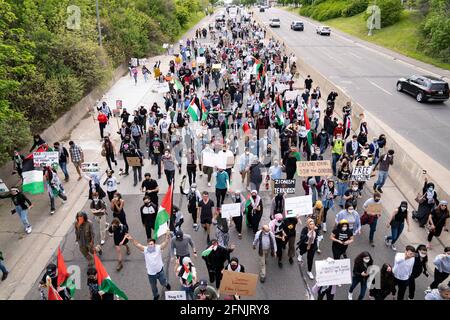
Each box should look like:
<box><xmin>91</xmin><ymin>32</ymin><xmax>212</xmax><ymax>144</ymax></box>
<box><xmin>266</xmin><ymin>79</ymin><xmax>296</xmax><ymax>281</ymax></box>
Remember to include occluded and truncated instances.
<box><xmin>363</xmin><ymin>258</ymin><xmax>371</xmax><ymax>263</ymax></box>
<box><xmin>419</xmin><ymin>252</ymin><xmax>427</xmax><ymax>258</ymax></box>
<box><xmin>352</xmin><ymin>187</ymin><xmax>358</xmax><ymax>191</ymax></box>
<box><xmin>341</xmin><ymin>226</ymin><xmax>348</xmax><ymax>231</ymax></box>
<box><xmin>348</xmin><ymin>209</ymin><xmax>354</xmax><ymax>214</ymax></box>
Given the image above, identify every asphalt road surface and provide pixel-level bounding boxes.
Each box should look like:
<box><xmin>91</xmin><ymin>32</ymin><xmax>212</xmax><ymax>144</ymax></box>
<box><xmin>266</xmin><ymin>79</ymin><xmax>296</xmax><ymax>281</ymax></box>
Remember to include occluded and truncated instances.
<box><xmin>256</xmin><ymin>8</ymin><xmax>450</xmax><ymax>169</ymax></box>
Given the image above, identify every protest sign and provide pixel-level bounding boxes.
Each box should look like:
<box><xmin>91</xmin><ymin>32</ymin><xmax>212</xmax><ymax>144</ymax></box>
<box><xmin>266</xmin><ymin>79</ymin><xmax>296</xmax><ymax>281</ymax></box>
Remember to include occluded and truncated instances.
<box><xmin>351</xmin><ymin>166</ymin><xmax>373</xmax><ymax>182</ymax></box>
<box><xmin>164</xmin><ymin>291</ymin><xmax>186</xmax><ymax>300</ymax></box>
<box><xmin>367</xmin><ymin>203</ymin><xmax>382</xmax><ymax>215</ymax></box>
<box><xmin>285</xmin><ymin>195</ymin><xmax>312</xmax><ymax>217</ymax></box>
<box><xmin>156</xmin><ymin>82</ymin><xmax>170</xmax><ymax>93</ymax></box>
<box><xmin>315</xmin><ymin>258</ymin><xmax>352</xmax><ymax>287</ymax></box>
<box><xmin>212</xmin><ymin>63</ymin><xmax>221</xmax><ymax>70</ymax></box>
<box><xmin>216</xmin><ymin>152</ymin><xmax>227</xmax><ymax>170</ymax></box>
<box><xmin>81</xmin><ymin>162</ymin><xmax>100</xmax><ymax>173</ymax></box>
<box><xmin>196</xmin><ymin>56</ymin><xmax>206</xmax><ymax>65</ymax></box>
<box><xmin>284</xmin><ymin>90</ymin><xmax>300</xmax><ymax>101</ymax></box>
<box><xmin>116</xmin><ymin>100</ymin><xmax>123</xmax><ymax>109</ymax></box>
<box><xmin>202</xmin><ymin>151</ymin><xmax>216</xmax><ymax>168</ymax></box>
<box><xmin>221</xmin><ymin>203</ymin><xmax>241</xmax><ymax>219</ymax></box>
<box><xmin>273</xmin><ymin>179</ymin><xmax>296</xmax><ymax>194</ymax></box>
<box><xmin>162</xmin><ymin>43</ymin><xmax>169</xmax><ymax>49</ymax></box>
<box><xmin>297</xmin><ymin>160</ymin><xmax>333</xmax><ymax>177</ymax></box>
<box><xmin>0</xmin><ymin>179</ymin><xmax>9</xmax><ymax>193</ymax></box>
<box><xmin>219</xmin><ymin>271</ymin><xmax>258</xmax><ymax>297</ymax></box>
<box><xmin>33</xmin><ymin>152</ymin><xmax>59</xmax><ymax>167</ymax></box>
<box><xmin>126</xmin><ymin>157</ymin><xmax>142</xmax><ymax>167</ymax></box>
<box><xmin>275</xmin><ymin>83</ymin><xmax>289</xmax><ymax>93</ymax></box>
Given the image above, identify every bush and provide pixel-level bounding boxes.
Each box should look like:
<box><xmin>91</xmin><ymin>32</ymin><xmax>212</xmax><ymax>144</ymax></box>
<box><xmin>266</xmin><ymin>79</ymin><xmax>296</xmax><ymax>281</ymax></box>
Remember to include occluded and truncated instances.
<box><xmin>342</xmin><ymin>0</ymin><xmax>369</xmax><ymax>17</ymax></box>
<box><xmin>364</xmin><ymin>0</ymin><xmax>403</xmax><ymax>27</ymax></box>
<box><xmin>300</xmin><ymin>1</ymin><xmax>348</xmax><ymax>21</ymax></box>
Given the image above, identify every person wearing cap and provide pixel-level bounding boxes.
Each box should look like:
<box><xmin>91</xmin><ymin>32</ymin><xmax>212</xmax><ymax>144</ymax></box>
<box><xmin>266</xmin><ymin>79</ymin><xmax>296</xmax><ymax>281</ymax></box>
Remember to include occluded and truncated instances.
<box><xmin>385</xmin><ymin>201</ymin><xmax>411</xmax><ymax>251</ymax></box>
<box><xmin>194</xmin><ymin>279</ymin><xmax>219</xmax><ymax>300</ymax></box>
<box><xmin>361</xmin><ymin>191</ymin><xmax>383</xmax><ymax>247</ymax></box>
<box><xmin>330</xmin><ymin>220</ymin><xmax>354</xmax><ymax>259</ymax></box>
<box><xmin>174</xmin><ymin>256</ymin><xmax>197</xmax><ymax>300</ymax></box>
<box><xmin>0</xmin><ymin>187</ymin><xmax>33</xmax><ymax>234</ymax></box>
<box><xmin>429</xmin><ymin>246</ymin><xmax>450</xmax><ymax>289</ymax></box>
<box><xmin>125</xmin><ymin>231</ymin><xmax>172</xmax><ymax>300</ymax></box>
<box><xmin>74</xmin><ymin>211</ymin><xmax>96</xmax><ymax>266</ymax></box>
<box><xmin>408</xmin><ymin>244</ymin><xmax>429</xmax><ymax>300</ymax></box>
<box><xmin>426</xmin><ymin>200</ymin><xmax>449</xmax><ymax>249</ymax></box>
<box><xmin>246</xmin><ymin>190</ymin><xmax>263</xmax><ymax>234</ymax></box>
<box><xmin>202</xmin><ymin>239</ymin><xmax>235</xmax><ymax>289</ymax></box>
<box><xmin>253</xmin><ymin>225</ymin><xmax>277</xmax><ymax>283</ymax></box>
<box><xmin>39</xmin><ymin>263</ymin><xmax>71</xmax><ymax>300</ymax></box>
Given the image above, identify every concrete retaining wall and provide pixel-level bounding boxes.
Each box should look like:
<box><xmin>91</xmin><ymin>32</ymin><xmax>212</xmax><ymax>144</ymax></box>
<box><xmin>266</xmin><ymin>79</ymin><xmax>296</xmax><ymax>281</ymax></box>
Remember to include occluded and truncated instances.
<box><xmin>258</xmin><ymin>17</ymin><xmax>450</xmax><ymax>209</ymax></box>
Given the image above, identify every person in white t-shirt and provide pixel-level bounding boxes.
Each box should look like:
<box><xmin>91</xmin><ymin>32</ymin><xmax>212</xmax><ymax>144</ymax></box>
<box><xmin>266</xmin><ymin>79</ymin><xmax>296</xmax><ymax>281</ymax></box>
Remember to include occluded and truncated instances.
<box><xmin>392</xmin><ymin>245</ymin><xmax>416</xmax><ymax>300</ymax></box>
<box><xmin>126</xmin><ymin>231</ymin><xmax>171</xmax><ymax>300</ymax></box>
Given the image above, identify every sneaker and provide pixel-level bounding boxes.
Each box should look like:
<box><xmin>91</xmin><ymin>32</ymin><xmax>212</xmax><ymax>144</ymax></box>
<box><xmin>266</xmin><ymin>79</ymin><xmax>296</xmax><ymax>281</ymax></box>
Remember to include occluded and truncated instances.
<box><xmin>384</xmin><ymin>236</ymin><xmax>390</xmax><ymax>247</ymax></box>
<box><xmin>348</xmin><ymin>292</ymin><xmax>353</xmax><ymax>300</ymax></box>
<box><xmin>208</xmin><ymin>182</ymin><xmax>211</xmax><ymax>187</ymax></box>
<box><xmin>153</xmin><ymin>294</ymin><xmax>160</xmax><ymax>300</ymax></box>
<box><xmin>116</xmin><ymin>261</ymin><xmax>123</xmax><ymax>271</ymax></box>
<box><xmin>1</xmin><ymin>272</ymin><xmax>8</xmax><ymax>281</ymax></box>
<box><xmin>260</xmin><ymin>276</ymin><xmax>266</xmax><ymax>283</ymax></box>
<box><xmin>297</xmin><ymin>255</ymin><xmax>303</xmax><ymax>263</ymax></box>
<box><xmin>317</xmin><ymin>248</ymin><xmax>321</xmax><ymax>254</ymax></box>
<box><xmin>391</xmin><ymin>244</ymin><xmax>397</xmax><ymax>251</ymax></box>
<box><xmin>50</xmin><ymin>210</ymin><xmax>55</xmax><ymax>215</ymax></box>
<box><xmin>377</xmin><ymin>187</ymin><xmax>383</xmax><ymax>193</ymax></box>
<box><xmin>370</xmin><ymin>241</ymin><xmax>375</xmax><ymax>248</ymax></box>
<box><xmin>373</xmin><ymin>185</ymin><xmax>377</xmax><ymax>192</ymax></box>
<box><xmin>25</xmin><ymin>226</ymin><xmax>32</xmax><ymax>234</ymax></box>
<box><xmin>238</xmin><ymin>234</ymin><xmax>242</xmax><ymax>239</ymax></box>
<box><xmin>424</xmin><ymin>288</ymin><xmax>431</xmax><ymax>295</ymax></box>
<box><xmin>307</xmin><ymin>272</ymin><xmax>314</xmax><ymax>280</ymax></box>
<box><xmin>166</xmin><ymin>284</ymin><xmax>171</xmax><ymax>290</ymax></box>
<box><xmin>278</xmin><ymin>261</ymin><xmax>283</xmax><ymax>268</ymax></box>
<box><xmin>289</xmin><ymin>257</ymin><xmax>294</xmax><ymax>264</ymax></box>
<box><xmin>322</xmin><ymin>223</ymin><xmax>327</xmax><ymax>233</ymax></box>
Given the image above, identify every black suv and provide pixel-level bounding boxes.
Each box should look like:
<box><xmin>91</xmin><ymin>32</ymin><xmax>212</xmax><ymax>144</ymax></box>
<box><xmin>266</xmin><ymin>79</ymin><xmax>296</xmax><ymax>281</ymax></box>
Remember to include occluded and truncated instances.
<box><xmin>397</xmin><ymin>75</ymin><xmax>449</xmax><ymax>102</ymax></box>
<box><xmin>291</xmin><ymin>21</ymin><xmax>304</xmax><ymax>31</ymax></box>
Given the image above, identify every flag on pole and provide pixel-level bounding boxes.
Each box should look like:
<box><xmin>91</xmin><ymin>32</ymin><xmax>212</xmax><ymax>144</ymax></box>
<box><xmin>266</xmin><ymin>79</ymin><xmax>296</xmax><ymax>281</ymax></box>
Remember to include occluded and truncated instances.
<box><xmin>244</xmin><ymin>195</ymin><xmax>252</xmax><ymax>226</ymax></box>
<box><xmin>94</xmin><ymin>254</ymin><xmax>128</xmax><ymax>300</ymax></box>
<box><xmin>303</xmin><ymin>109</ymin><xmax>313</xmax><ymax>146</ymax></box>
<box><xmin>22</xmin><ymin>158</ymin><xmax>44</xmax><ymax>195</ymax></box>
<box><xmin>47</xmin><ymin>283</ymin><xmax>63</xmax><ymax>300</ymax></box>
<box><xmin>153</xmin><ymin>183</ymin><xmax>173</xmax><ymax>239</ymax></box>
<box><xmin>201</xmin><ymin>100</ymin><xmax>208</xmax><ymax>121</ymax></box>
<box><xmin>201</xmin><ymin>242</ymin><xmax>218</xmax><ymax>257</ymax></box>
<box><xmin>242</xmin><ymin>122</ymin><xmax>250</xmax><ymax>136</ymax></box>
<box><xmin>174</xmin><ymin>79</ymin><xmax>183</xmax><ymax>91</ymax></box>
<box><xmin>187</xmin><ymin>99</ymin><xmax>200</xmax><ymax>121</ymax></box>
<box><xmin>57</xmin><ymin>247</ymin><xmax>75</xmax><ymax>298</ymax></box>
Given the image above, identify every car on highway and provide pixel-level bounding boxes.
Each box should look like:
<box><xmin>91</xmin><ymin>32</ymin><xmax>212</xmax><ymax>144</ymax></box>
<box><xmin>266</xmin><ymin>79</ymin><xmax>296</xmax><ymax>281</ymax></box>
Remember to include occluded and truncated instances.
<box><xmin>269</xmin><ymin>18</ymin><xmax>281</xmax><ymax>28</ymax></box>
<box><xmin>290</xmin><ymin>21</ymin><xmax>304</xmax><ymax>31</ymax></box>
<box><xmin>396</xmin><ymin>75</ymin><xmax>450</xmax><ymax>103</ymax></box>
<box><xmin>316</xmin><ymin>25</ymin><xmax>331</xmax><ymax>36</ymax></box>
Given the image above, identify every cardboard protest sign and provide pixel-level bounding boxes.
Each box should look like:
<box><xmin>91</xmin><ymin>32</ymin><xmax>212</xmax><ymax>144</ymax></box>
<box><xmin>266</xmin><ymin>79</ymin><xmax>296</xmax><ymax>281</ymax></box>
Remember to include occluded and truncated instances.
<box><xmin>221</xmin><ymin>203</ymin><xmax>241</xmax><ymax>219</ymax></box>
<box><xmin>212</xmin><ymin>63</ymin><xmax>222</xmax><ymax>70</ymax></box>
<box><xmin>274</xmin><ymin>179</ymin><xmax>296</xmax><ymax>194</ymax></box>
<box><xmin>285</xmin><ymin>195</ymin><xmax>312</xmax><ymax>217</ymax></box>
<box><xmin>315</xmin><ymin>258</ymin><xmax>352</xmax><ymax>287</ymax></box>
<box><xmin>367</xmin><ymin>203</ymin><xmax>382</xmax><ymax>215</ymax></box>
<box><xmin>156</xmin><ymin>82</ymin><xmax>170</xmax><ymax>94</ymax></box>
<box><xmin>297</xmin><ymin>160</ymin><xmax>333</xmax><ymax>177</ymax></box>
<box><xmin>126</xmin><ymin>157</ymin><xmax>142</xmax><ymax>167</ymax></box>
<box><xmin>81</xmin><ymin>162</ymin><xmax>100</xmax><ymax>173</ymax></box>
<box><xmin>33</xmin><ymin>152</ymin><xmax>59</xmax><ymax>167</ymax></box>
<box><xmin>219</xmin><ymin>271</ymin><xmax>258</xmax><ymax>297</ymax></box>
<box><xmin>351</xmin><ymin>166</ymin><xmax>373</xmax><ymax>182</ymax></box>
<box><xmin>164</xmin><ymin>291</ymin><xmax>186</xmax><ymax>300</ymax></box>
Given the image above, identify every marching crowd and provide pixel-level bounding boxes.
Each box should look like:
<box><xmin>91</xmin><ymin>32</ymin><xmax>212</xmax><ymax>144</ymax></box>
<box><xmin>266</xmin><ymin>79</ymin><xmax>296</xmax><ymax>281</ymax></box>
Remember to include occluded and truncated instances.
<box><xmin>1</xmin><ymin>8</ymin><xmax>449</xmax><ymax>301</ymax></box>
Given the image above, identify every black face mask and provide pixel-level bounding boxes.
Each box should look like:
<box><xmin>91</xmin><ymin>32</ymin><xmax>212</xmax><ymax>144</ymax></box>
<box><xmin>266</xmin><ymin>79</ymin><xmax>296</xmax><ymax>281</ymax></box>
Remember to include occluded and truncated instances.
<box><xmin>230</xmin><ymin>264</ymin><xmax>238</xmax><ymax>271</ymax></box>
<box><xmin>252</xmin><ymin>195</ymin><xmax>257</xmax><ymax>199</ymax></box>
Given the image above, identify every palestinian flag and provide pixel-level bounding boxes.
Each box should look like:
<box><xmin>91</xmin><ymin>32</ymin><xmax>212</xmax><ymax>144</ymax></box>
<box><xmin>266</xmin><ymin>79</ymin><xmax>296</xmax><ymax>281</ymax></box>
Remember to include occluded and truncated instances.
<box><xmin>179</xmin><ymin>264</ymin><xmax>193</xmax><ymax>283</ymax></box>
<box><xmin>244</xmin><ymin>196</ymin><xmax>252</xmax><ymax>226</ymax></box>
<box><xmin>201</xmin><ymin>100</ymin><xmax>208</xmax><ymax>121</ymax></box>
<box><xmin>201</xmin><ymin>242</ymin><xmax>218</xmax><ymax>257</ymax></box>
<box><xmin>174</xmin><ymin>79</ymin><xmax>183</xmax><ymax>91</ymax></box>
<box><xmin>277</xmin><ymin>94</ymin><xmax>284</xmax><ymax>112</ymax></box>
<box><xmin>304</xmin><ymin>109</ymin><xmax>313</xmax><ymax>146</ymax></box>
<box><xmin>48</xmin><ymin>283</ymin><xmax>63</xmax><ymax>300</ymax></box>
<box><xmin>242</xmin><ymin>122</ymin><xmax>250</xmax><ymax>136</ymax></box>
<box><xmin>22</xmin><ymin>158</ymin><xmax>44</xmax><ymax>195</ymax></box>
<box><xmin>276</xmin><ymin>105</ymin><xmax>285</xmax><ymax>126</ymax></box>
<box><xmin>187</xmin><ymin>99</ymin><xmax>200</xmax><ymax>121</ymax></box>
<box><xmin>153</xmin><ymin>183</ymin><xmax>173</xmax><ymax>239</ymax></box>
<box><xmin>94</xmin><ymin>254</ymin><xmax>128</xmax><ymax>300</ymax></box>
<box><xmin>57</xmin><ymin>247</ymin><xmax>75</xmax><ymax>298</ymax></box>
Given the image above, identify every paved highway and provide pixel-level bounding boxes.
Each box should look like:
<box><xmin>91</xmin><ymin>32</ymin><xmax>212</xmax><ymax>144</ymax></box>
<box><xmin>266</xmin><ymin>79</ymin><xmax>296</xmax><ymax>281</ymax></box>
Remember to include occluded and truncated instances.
<box><xmin>256</xmin><ymin>8</ymin><xmax>450</xmax><ymax>169</ymax></box>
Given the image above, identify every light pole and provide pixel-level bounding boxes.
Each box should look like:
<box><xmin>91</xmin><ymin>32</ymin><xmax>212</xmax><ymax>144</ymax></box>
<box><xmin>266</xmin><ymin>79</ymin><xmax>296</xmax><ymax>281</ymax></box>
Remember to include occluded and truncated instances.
<box><xmin>96</xmin><ymin>0</ymin><xmax>102</xmax><ymax>46</ymax></box>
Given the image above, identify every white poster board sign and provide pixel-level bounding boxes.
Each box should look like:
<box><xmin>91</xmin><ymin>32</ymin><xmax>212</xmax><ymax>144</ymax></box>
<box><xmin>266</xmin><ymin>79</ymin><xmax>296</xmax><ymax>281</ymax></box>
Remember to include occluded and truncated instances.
<box><xmin>162</xmin><ymin>43</ymin><xmax>169</xmax><ymax>49</ymax></box>
<box><xmin>285</xmin><ymin>195</ymin><xmax>312</xmax><ymax>217</ymax></box>
<box><xmin>202</xmin><ymin>151</ymin><xmax>216</xmax><ymax>168</ymax></box>
<box><xmin>276</xmin><ymin>83</ymin><xmax>289</xmax><ymax>93</ymax></box>
<box><xmin>221</xmin><ymin>203</ymin><xmax>241</xmax><ymax>219</ymax></box>
<box><xmin>81</xmin><ymin>162</ymin><xmax>100</xmax><ymax>173</ymax></box>
<box><xmin>196</xmin><ymin>56</ymin><xmax>206</xmax><ymax>65</ymax></box>
<box><xmin>351</xmin><ymin>166</ymin><xmax>373</xmax><ymax>182</ymax></box>
<box><xmin>155</xmin><ymin>82</ymin><xmax>170</xmax><ymax>93</ymax></box>
<box><xmin>165</xmin><ymin>291</ymin><xmax>186</xmax><ymax>300</ymax></box>
<box><xmin>33</xmin><ymin>152</ymin><xmax>59</xmax><ymax>167</ymax></box>
<box><xmin>284</xmin><ymin>90</ymin><xmax>300</xmax><ymax>101</ymax></box>
<box><xmin>0</xmin><ymin>179</ymin><xmax>9</xmax><ymax>193</ymax></box>
<box><xmin>315</xmin><ymin>258</ymin><xmax>352</xmax><ymax>287</ymax></box>
<box><xmin>216</xmin><ymin>152</ymin><xmax>227</xmax><ymax>170</ymax></box>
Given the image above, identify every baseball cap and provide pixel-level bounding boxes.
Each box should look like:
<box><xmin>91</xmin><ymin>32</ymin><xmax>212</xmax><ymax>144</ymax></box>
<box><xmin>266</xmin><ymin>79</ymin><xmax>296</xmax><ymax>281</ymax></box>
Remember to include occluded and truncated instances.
<box><xmin>199</xmin><ymin>279</ymin><xmax>208</xmax><ymax>289</ymax></box>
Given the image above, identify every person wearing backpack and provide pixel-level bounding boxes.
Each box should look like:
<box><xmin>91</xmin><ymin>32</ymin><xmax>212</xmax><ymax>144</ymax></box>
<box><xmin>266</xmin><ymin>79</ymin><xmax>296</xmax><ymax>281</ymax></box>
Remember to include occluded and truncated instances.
<box><xmin>183</xmin><ymin>183</ymin><xmax>201</xmax><ymax>231</ymax></box>
<box><xmin>119</xmin><ymin>135</ymin><xmax>137</xmax><ymax>176</ymax></box>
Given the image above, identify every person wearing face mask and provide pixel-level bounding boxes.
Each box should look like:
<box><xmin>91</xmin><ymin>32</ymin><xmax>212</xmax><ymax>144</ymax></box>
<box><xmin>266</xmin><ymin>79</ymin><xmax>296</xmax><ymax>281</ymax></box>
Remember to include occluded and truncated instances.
<box><xmin>297</xmin><ymin>218</ymin><xmax>319</xmax><ymax>280</ymax></box>
<box><xmin>141</xmin><ymin>172</ymin><xmax>159</xmax><ymax>206</ymax></box>
<box><xmin>74</xmin><ymin>211</ymin><xmax>95</xmax><ymax>266</ymax></box>
<box><xmin>162</xmin><ymin>148</ymin><xmax>176</xmax><ymax>185</ymax></box>
<box><xmin>413</xmin><ymin>177</ymin><xmax>439</xmax><ymax>227</ymax></box>
<box><xmin>343</xmin><ymin>181</ymin><xmax>362</xmax><ymax>210</ymax></box>
<box><xmin>103</xmin><ymin>170</ymin><xmax>118</xmax><ymax>202</ymax></box>
<box><xmin>183</xmin><ymin>183</ymin><xmax>202</xmax><ymax>231</ymax></box>
<box><xmin>331</xmin><ymin>134</ymin><xmax>344</xmax><ymax>176</ymax></box>
<box><xmin>198</xmin><ymin>191</ymin><xmax>215</xmax><ymax>244</ymax></box>
<box><xmin>270</xmin><ymin>193</ymin><xmax>285</xmax><ymax>220</ymax></box>
<box><xmin>246</xmin><ymin>190</ymin><xmax>263</xmax><ymax>234</ymax></box>
<box><xmin>321</xmin><ymin>179</ymin><xmax>338</xmax><ymax>233</ymax></box>
<box><xmin>316</xmin><ymin>129</ymin><xmax>329</xmax><ymax>155</ymax></box>
<box><xmin>202</xmin><ymin>238</ymin><xmax>235</xmax><ymax>289</ymax></box>
<box><xmin>425</xmin><ymin>282</ymin><xmax>450</xmax><ymax>300</ymax></box>
<box><xmin>369</xmin><ymin>263</ymin><xmax>396</xmax><ymax>300</ymax></box>
<box><xmin>429</xmin><ymin>247</ymin><xmax>450</xmax><ymax>289</ymax></box>
<box><xmin>270</xmin><ymin>214</ymin><xmax>287</xmax><ymax>268</ymax></box>
<box><xmin>385</xmin><ymin>201</ymin><xmax>411</xmax><ymax>251</ymax></box>
<box><xmin>149</xmin><ymin>133</ymin><xmax>164</xmax><ymax>179</ymax></box>
<box><xmin>110</xmin><ymin>192</ymin><xmax>128</xmax><ymax>228</ymax></box>
<box><xmin>171</xmin><ymin>230</ymin><xmax>197</xmax><ymax>264</ymax></box>
<box><xmin>336</xmin><ymin>201</ymin><xmax>361</xmax><ymax>236</ymax></box>
<box><xmin>174</xmin><ymin>257</ymin><xmax>197</xmax><ymax>300</ymax></box>
<box><xmin>202</xmin><ymin>144</ymin><xmax>215</xmax><ymax>187</ymax></box>
<box><xmin>223</xmin><ymin>257</ymin><xmax>246</xmax><ymax>300</ymax></box>
<box><xmin>348</xmin><ymin>251</ymin><xmax>373</xmax><ymax>300</ymax></box>
<box><xmin>193</xmin><ymin>279</ymin><xmax>219</xmax><ymax>300</ymax></box>
<box><xmin>126</xmin><ymin>231</ymin><xmax>172</xmax><ymax>300</ymax></box>
<box><xmin>215</xmin><ymin>168</ymin><xmax>230</xmax><ymax>208</ymax></box>
<box><xmin>140</xmin><ymin>196</ymin><xmax>157</xmax><ymax>242</ymax></box>
<box><xmin>393</xmin><ymin>245</ymin><xmax>416</xmax><ymax>300</ymax></box>
<box><xmin>372</xmin><ymin>149</ymin><xmax>394</xmax><ymax>193</ymax></box>
<box><xmin>231</xmin><ymin>190</ymin><xmax>245</xmax><ymax>239</ymax></box>
<box><xmin>426</xmin><ymin>200</ymin><xmax>449</xmax><ymax>249</ymax></box>
<box><xmin>282</xmin><ymin>145</ymin><xmax>301</xmax><ymax>180</ymax></box>
<box><xmin>239</xmin><ymin>147</ymin><xmax>255</xmax><ymax>190</ymax></box>
<box><xmin>213</xmin><ymin>207</ymin><xmax>230</xmax><ymax>248</ymax></box>
<box><xmin>253</xmin><ymin>225</ymin><xmax>277</xmax><ymax>283</ymax></box>
<box><xmin>361</xmin><ymin>192</ymin><xmax>383</xmax><ymax>247</ymax></box>
<box><xmin>268</xmin><ymin>161</ymin><xmax>282</xmax><ymax>194</ymax></box>
<box><xmin>407</xmin><ymin>244</ymin><xmax>429</xmax><ymax>300</ymax></box>
<box><xmin>249</xmin><ymin>159</ymin><xmax>264</xmax><ymax>193</ymax></box>
<box><xmin>87</xmin><ymin>267</ymin><xmax>114</xmax><ymax>300</ymax></box>
<box><xmin>107</xmin><ymin>218</ymin><xmax>130</xmax><ymax>271</ymax></box>
<box><xmin>0</xmin><ymin>187</ymin><xmax>33</xmax><ymax>234</ymax></box>
<box><xmin>90</xmin><ymin>191</ymin><xmax>108</xmax><ymax>247</ymax></box>
<box><xmin>330</xmin><ymin>220</ymin><xmax>354</xmax><ymax>259</ymax></box>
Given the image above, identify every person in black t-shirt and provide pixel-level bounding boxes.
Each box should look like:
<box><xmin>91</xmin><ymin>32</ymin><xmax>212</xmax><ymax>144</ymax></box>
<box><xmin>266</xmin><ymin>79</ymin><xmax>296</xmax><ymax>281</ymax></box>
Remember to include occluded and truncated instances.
<box><xmin>108</xmin><ymin>218</ymin><xmax>130</xmax><ymax>271</ymax></box>
<box><xmin>198</xmin><ymin>191</ymin><xmax>215</xmax><ymax>244</ymax></box>
<box><xmin>330</xmin><ymin>219</ymin><xmax>354</xmax><ymax>259</ymax></box>
<box><xmin>141</xmin><ymin>172</ymin><xmax>159</xmax><ymax>205</ymax></box>
<box><xmin>304</xmin><ymin>75</ymin><xmax>313</xmax><ymax>90</ymax></box>
<box><xmin>283</xmin><ymin>216</ymin><xmax>298</xmax><ymax>264</ymax></box>
<box><xmin>87</xmin><ymin>267</ymin><xmax>114</xmax><ymax>300</ymax></box>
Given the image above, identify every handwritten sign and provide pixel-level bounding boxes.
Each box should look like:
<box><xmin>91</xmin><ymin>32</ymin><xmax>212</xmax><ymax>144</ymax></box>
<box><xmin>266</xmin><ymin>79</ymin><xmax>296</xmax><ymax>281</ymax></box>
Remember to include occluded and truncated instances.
<box><xmin>126</xmin><ymin>157</ymin><xmax>142</xmax><ymax>167</ymax></box>
<box><xmin>162</xmin><ymin>43</ymin><xmax>169</xmax><ymax>49</ymax></box>
<box><xmin>367</xmin><ymin>203</ymin><xmax>382</xmax><ymax>215</ymax></box>
<box><xmin>221</xmin><ymin>203</ymin><xmax>241</xmax><ymax>219</ymax></box>
<box><xmin>274</xmin><ymin>179</ymin><xmax>296</xmax><ymax>194</ymax></box>
<box><xmin>212</xmin><ymin>63</ymin><xmax>222</xmax><ymax>70</ymax></box>
<box><xmin>0</xmin><ymin>179</ymin><xmax>9</xmax><ymax>193</ymax></box>
<box><xmin>81</xmin><ymin>162</ymin><xmax>100</xmax><ymax>173</ymax></box>
<box><xmin>284</xmin><ymin>90</ymin><xmax>300</xmax><ymax>101</ymax></box>
<box><xmin>202</xmin><ymin>151</ymin><xmax>216</xmax><ymax>168</ymax></box>
<box><xmin>315</xmin><ymin>258</ymin><xmax>352</xmax><ymax>287</ymax></box>
<box><xmin>219</xmin><ymin>271</ymin><xmax>258</xmax><ymax>297</ymax></box>
<box><xmin>33</xmin><ymin>152</ymin><xmax>59</xmax><ymax>167</ymax></box>
<box><xmin>164</xmin><ymin>291</ymin><xmax>186</xmax><ymax>300</ymax></box>
<box><xmin>351</xmin><ymin>166</ymin><xmax>373</xmax><ymax>182</ymax></box>
<box><xmin>116</xmin><ymin>100</ymin><xmax>123</xmax><ymax>109</ymax></box>
<box><xmin>297</xmin><ymin>160</ymin><xmax>333</xmax><ymax>177</ymax></box>
<box><xmin>196</xmin><ymin>56</ymin><xmax>206</xmax><ymax>65</ymax></box>
<box><xmin>285</xmin><ymin>195</ymin><xmax>312</xmax><ymax>217</ymax></box>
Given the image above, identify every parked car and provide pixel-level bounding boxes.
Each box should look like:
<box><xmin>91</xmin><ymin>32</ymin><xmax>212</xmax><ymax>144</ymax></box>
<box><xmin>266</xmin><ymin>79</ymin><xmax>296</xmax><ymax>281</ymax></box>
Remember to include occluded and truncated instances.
<box><xmin>396</xmin><ymin>75</ymin><xmax>449</xmax><ymax>102</ymax></box>
<box><xmin>270</xmin><ymin>18</ymin><xmax>281</xmax><ymax>28</ymax></box>
<box><xmin>291</xmin><ymin>21</ymin><xmax>304</xmax><ymax>31</ymax></box>
<box><xmin>316</xmin><ymin>26</ymin><xmax>331</xmax><ymax>35</ymax></box>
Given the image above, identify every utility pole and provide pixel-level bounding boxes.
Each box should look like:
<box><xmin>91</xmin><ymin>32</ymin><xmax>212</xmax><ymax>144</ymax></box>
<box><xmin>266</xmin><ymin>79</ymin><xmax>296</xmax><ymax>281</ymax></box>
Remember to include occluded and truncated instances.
<box><xmin>96</xmin><ymin>0</ymin><xmax>102</xmax><ymax>46</ymax></box>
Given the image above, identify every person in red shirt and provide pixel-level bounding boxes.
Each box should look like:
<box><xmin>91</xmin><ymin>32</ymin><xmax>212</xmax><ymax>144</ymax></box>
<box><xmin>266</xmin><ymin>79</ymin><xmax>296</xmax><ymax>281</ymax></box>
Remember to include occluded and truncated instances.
<box><xmin>97</xmin><ymin>111</ymin><xmax>109</xmax><ymax>139</ymax></box>
<box><xmin>333</xmin><ymin>122</ymin><xmax>344</xmax><ymax>139</ymax></box>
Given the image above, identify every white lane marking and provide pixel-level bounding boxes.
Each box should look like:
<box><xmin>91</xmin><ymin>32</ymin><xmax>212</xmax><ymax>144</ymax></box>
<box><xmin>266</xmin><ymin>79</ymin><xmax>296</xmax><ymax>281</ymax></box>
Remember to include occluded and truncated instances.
<box><xmin>348</xmin><ymin>52</ymin><xmax>363</xmax><ymax>60</ymax></box>
<box><xmin>366</xmin><ymin>79</ymin><xmax>393</xmax><ymax>96</ymax></box>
